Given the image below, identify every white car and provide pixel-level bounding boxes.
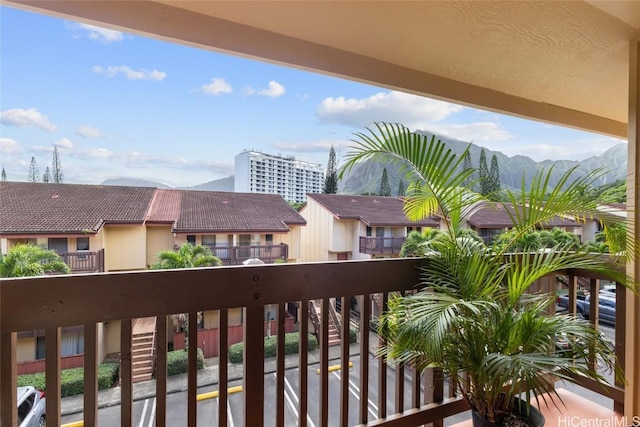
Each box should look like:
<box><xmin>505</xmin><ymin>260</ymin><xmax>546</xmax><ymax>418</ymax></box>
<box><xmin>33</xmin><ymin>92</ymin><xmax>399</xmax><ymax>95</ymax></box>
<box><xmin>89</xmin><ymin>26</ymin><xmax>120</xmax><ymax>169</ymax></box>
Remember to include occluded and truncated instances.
<box><xmin>17</xmin><ymin>386</ymin><xmax>46</xmax><ymax>427</ymax></box>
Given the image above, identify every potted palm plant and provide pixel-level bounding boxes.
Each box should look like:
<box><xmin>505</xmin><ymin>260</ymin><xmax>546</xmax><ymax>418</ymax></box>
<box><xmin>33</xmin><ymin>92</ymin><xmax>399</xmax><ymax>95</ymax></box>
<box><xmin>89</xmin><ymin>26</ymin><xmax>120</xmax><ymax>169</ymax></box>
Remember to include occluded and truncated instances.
<box><xmin>341</xmin><ymin>122</ymin><xmax>635</xmax><ymax>426</ymax></box>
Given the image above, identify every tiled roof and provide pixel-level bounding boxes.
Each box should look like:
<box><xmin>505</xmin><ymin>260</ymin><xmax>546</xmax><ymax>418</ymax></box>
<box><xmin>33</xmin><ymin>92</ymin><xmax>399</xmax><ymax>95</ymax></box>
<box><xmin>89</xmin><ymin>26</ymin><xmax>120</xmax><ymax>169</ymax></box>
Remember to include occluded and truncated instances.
<box><xmin>145</xmin><ymin>189</ymin><xmax>182</xmax><ymax>223</ymax></box>
<box><xmin>467</xmin><ymin>202</ymin><xmax>578</xmax><ymax>229</ymax></box>
<box><xmin>174</xmin><ymin>191</ymin><xmax>306</xmax><ymax>233</ymax></box>
<box><xmin>307</xmin><ymin>194</ymin><xmax>440</xmax><ymax>227</ymax></box>
<box><xmin>0</xmin><ymin>182</ymin><xmax>155</xmax><ymax>234</ymax></box>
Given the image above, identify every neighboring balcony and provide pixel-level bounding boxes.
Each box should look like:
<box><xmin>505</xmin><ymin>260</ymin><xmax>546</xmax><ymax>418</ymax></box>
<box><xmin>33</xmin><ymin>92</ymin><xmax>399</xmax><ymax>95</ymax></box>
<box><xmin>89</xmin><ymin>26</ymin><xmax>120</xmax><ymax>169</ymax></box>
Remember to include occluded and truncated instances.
<box><xmin>58</xmin><ymin>249</ymin><xmax>105</xmax><ymax>273</ymax></box>
<box><xmin>204</xmin><ymin>243</ymin><xmax>288</xmax><ymax>265</ymax></box>
<box><xmin>359</xmin><ymin>236</ymin><xmax>406</xmax><ymax>256</ymax></box>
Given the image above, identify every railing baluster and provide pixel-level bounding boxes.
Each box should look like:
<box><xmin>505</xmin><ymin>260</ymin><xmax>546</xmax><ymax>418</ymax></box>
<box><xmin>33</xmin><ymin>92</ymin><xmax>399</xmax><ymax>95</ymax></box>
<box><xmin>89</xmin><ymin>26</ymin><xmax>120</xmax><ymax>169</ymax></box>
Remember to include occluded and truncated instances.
<box><xmin>156</xmin><ymin>315</ymin><xmax>168</xmax><ymax>427</ymax></box>
<box><xmin>244</xmin><ymin>305</ymin><xmax>265</xmax><ymax>427</ymax></box>
<box><xmin>614</xmin><ymin>282</ymin><xmax>626</xmax><ymax>413</ymax></box>
<box><xmin>276</xmin><ymin>303</ymin><xmax>286</xmax><ymax>426</ymax></box>
<box><xmin>0</xmin><ymin>332</ymin><xmax>18</xmax><ymax>427</ymax></box>
<box><xmin>359</xmin><ymin>294</ymin><xmax>370</xmax><ymax>424</ymax></box>
<box><xmin>588</xmin><ymin>279</ymin><xmax>599</xmax><ymax>370</ymax></box>
<box><xmin>411</xmin><ymin>366</ymin><xmax>420</xmax><ymax>409</ymax></box>
<box><xmin>45</xmin><ymin>327</ymin><xmax>61</xmax><ymax>427</ymax></box>
<box><xmin>298</xmin><ymin>301</ymin><xmax>309</xmax><ymax>427</ymax></box>
<box><xmin>378</xmin><ymin>293</ymin><xmax>388</xmax><ymax>419</ymax></box>
<box><xmin>340</xmin><ymin>296</ymin><xmax>350</xmax><ymax>426</ymax></box>
<box><xmin>218</xmin><ymin>309</ymin><xmax>228</xmax><ymax>427</ymax></box>
<box><xmin>188</xmin><ymin>312</ymin><xmax>198</xmax><ymax>427</ymax></box>
<box><xmin>423</xmin><ymin>367</ymin><xmax>445</xmax><ymax>427</ymax></box>
<box><xmin>121</xmin><ymin>318</ymin><xmax>133</xmax><ymax>427</ymax></box>
<box><xmin>83</xmin><ymin>323</ymin><xmax>99</xmax><ymax>426</ymax></box>
<box><xmin>320</xmin><ymin>299</ymin><xmax>329</xmax><ymax>427</ymax></box>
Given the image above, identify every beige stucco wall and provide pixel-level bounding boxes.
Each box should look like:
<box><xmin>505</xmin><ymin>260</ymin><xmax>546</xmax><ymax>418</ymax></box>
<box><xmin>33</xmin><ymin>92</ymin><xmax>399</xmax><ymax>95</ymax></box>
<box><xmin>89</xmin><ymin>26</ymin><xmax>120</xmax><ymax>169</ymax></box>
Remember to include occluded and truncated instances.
<box><xmin>16</xmin><ymin>337</ymin><xmax>35</xmax><ymax>363</ymax></box>
<box><xmin>105</xmin><ymin>320</ymin><xmax>121</xmax><ymax>355</ymax></box>
<box><xmin>146</xmin><ymin>226</ymin><xmax>175</xmax><ymax>267</ymax></box>
<box><xmin>103</xmin><ymin>226</ymin><xmax>147</xmax><ymax>271</ymax></box>
<box><xmin>300</xmin><ymin>199</ymin><xmax>338</xmax><ymax>262</ymax></box>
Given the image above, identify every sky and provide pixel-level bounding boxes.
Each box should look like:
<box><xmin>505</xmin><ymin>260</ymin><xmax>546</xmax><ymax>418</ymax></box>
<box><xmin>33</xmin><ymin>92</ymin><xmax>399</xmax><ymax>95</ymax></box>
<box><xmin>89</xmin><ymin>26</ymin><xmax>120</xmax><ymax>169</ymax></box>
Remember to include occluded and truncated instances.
<box><xmin>0</xmin><ymin>6</ymin><xmax>627</xmax><ymax>188</ymax></box>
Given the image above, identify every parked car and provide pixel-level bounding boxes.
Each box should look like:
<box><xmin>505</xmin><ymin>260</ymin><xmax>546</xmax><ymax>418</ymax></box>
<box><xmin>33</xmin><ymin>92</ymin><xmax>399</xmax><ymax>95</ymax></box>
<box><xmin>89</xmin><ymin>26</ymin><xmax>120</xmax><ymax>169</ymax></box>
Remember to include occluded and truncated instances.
<box><xmin>556</xmin><ymin>292</ymin><xmax>617</xmax><ymax>325</ymax></box>
<box><xmin>17</xmin><ymin>386</ymin><xmax>46</xmax><ymax>427</ymax></box>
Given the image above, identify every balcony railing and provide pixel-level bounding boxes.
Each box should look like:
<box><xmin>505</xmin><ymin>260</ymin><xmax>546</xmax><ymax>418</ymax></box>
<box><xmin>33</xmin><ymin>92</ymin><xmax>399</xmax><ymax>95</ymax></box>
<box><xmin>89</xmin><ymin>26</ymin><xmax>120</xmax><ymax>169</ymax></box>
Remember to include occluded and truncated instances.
<box><xmin>0</xmin><ymin>258</ymin><xmax>626</xmax><ymax>426</ymax></box>
<box><xmin>59</xmin><ymin>249</ymin><xmax>105</xmax><ymax>273</ymax></box>
<box><xmin>204</xmin><ymin>244</ymin><xmax>288</xmax><ymax>265</ymax></box>
<box><xmin>359</xmin><ymin>236</ymin><xmax>406</xmax><ymax>256</ymax></box>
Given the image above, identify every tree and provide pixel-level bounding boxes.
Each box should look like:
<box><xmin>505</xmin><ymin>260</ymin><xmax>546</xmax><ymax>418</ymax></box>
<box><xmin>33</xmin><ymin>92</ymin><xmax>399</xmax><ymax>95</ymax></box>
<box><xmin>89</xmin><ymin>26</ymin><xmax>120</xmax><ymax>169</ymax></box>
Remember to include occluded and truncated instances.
<box><xmin>478</xmin><ymin>149</ymin><xmax>489</xmax><ymax>195</ymax></box>
<box><xmin>28</xmin><ymin>157</ymin><xmax>39</xmax><ymax>182</ymax></box>
<box><xmin>52</xmin><ymin>147</ymin><xmax>63</xmax><ymax>183</ymax></box>
<box><xmin>397</xmin><ymin>180</ymin><xmax>405</xmax><ymax>197</ymax></box>
<box><xmin>487</xmin><ymin>154</ymin><xmax>501</xmax><ymax>199</ymax></box>
<box><xmin>1</xmin><ymin>167</ymin><xmax>6</xmax><ymax>182</ymax></box>
<box><xmin>462</xmin><ymin>150</ymin><xmax>474</xmax><ymax>189</ymax></box>
<box><xmin>42</xmin><ymin>167</ymin><xmax>51</xmax><ymax>183</ymax></box>
<box><xmin>0</xmin><ymin>244</ymin><xmax>70</xmax><ymax>278</ymax></box>
<box><xmin>379</xmin><ymin>167</ymin><xmax>391</xmax><ymax>196</ymax></box>
<box><xmin>150</xmin><ymin>243</ymin><xmax>222</xmax><ymax>349</ymax></box>
<box><xmin>323</xmin><ymin>145</ymin><xmax>338</xmax><ymax>194</ymax></box>
<box><xmin>341</xmin><ymin>122</ymin><xmax>629</xmax><ymax>424</ymax></box>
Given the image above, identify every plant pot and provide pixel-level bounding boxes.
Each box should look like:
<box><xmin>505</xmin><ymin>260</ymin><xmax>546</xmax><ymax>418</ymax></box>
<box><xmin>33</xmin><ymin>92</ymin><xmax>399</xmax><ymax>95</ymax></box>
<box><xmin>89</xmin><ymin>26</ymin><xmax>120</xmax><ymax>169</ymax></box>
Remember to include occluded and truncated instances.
<box><xmin>471</xmin><ymin>398</ymin><xmax>545</xmax><ymax>427</ymax></box>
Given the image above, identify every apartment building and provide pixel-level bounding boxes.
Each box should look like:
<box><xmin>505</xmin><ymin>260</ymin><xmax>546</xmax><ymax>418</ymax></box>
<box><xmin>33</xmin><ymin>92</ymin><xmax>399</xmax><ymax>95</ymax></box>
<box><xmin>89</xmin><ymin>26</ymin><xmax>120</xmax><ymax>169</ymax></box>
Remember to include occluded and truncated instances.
<box><xmin>234</xmin><ymin>150</ymin><xmax>324</xmax><ymax>203</ymax></box>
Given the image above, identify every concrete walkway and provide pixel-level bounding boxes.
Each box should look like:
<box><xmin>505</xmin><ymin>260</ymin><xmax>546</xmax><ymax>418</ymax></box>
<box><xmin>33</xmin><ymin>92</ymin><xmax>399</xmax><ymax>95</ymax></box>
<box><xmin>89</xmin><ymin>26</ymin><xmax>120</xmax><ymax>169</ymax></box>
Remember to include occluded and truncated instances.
<box><xmin>61</xmin><ymin>339</ymin><xmax>365</xmax><ymax>416</ymax></box>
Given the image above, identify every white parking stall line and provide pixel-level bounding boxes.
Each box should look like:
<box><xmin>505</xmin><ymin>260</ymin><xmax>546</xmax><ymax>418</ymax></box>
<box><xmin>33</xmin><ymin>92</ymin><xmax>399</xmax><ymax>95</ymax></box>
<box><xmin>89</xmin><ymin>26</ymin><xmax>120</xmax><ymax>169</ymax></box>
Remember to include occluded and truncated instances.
<box><xmin>147</xmin><ymin>398</ymin><xmax>156</xmax><ymax>427</ymax></box>
<box><xmin>331</xmin><ymin>371</ymin><xmax>378</xmax><ymax>419</ymax></box>
<box><xmin>227</xmin><ymin>400</ymin><xmax>235</xmax><ymax>427</ymax></box>
<box><xmin>137</xmin><ymin>398</ymin><xmax>149</xmax><ymax>427</ymax></box>
<box><xmin>281</xmin><ymin>373</ymin><xmax>317</xmax><ymax>427</ymax></box>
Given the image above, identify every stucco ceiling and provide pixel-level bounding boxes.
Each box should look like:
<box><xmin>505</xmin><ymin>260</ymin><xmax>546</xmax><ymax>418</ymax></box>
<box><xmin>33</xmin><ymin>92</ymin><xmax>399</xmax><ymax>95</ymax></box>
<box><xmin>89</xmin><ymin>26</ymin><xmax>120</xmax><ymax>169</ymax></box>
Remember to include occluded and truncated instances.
<box><xmin>6</xmin><ymin>0</ymin><xmax>640</xmax><ymax>137</ymax></box>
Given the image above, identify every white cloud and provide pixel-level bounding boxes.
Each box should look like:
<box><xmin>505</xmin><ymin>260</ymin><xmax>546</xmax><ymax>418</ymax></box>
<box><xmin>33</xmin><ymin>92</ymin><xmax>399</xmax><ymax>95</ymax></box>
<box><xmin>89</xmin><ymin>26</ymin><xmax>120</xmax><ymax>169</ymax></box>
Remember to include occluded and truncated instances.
<box><xmin>75</xmin><ymin>125</ymin><xmax>103</xmax><ymax>138</ymax></box>
<box><xmin>272</xmin><ymin>139</ymin><xmax>352</xmax><ymax>153</ymax></box>
<box><xmin>427</xmin><ymin>122</ymin><xmax>514</xmax><ymax>143</ymax></box>
<box><xmin>317</xmin><ymin>91</ymin><xmax>463</xmax><ymax>129</ymax></box>
<box><xmin>0</xmin><ymin>108</ymin><xmax>57</xmax><ymax>132</ymax></box>
<box><xmin>201</xmin><ymin>78</ymin><xmax>233</xmax><ymax>95</ymax></box>
<box><xmin>68</xmin><ymin>148</ymin><xmax>115</xmax><ymax>160</ymax></box>
<box><xmin>0</xmin><ymin>138</ymin><xmax>21</xmax><ymax>155</ymax></box>
<box><xmin>54</xmin><ymin>138</ymin><xmax>74</xmax><ymax>149</ymax></box>
<box><xmin>259</xmin><ymin>81</ymin><xmax>285</xmax><ymax>98</ymax></box>
<box><xmin>93</xmin><ymin>65</ymin><xmax>166</xmax><ymax>81</ymax></box>
<box><xmin>67</xmin><ymin>22</ymin><xmax>124</xmax><ymax>44</ymax></box>
<box><xmin>494</xmin><ymin>138</ymin><xmax>625</xmax><ymax>162</ymax></box>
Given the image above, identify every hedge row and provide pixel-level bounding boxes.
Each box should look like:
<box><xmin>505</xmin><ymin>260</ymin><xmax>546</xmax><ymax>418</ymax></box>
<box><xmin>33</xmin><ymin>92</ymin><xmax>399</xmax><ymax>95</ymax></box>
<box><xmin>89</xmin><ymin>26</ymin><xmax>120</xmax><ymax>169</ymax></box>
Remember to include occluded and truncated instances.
<box><xmin>229</xmin><ymin>332</ymin><xmax>318</xmax><ymax>363</ymax></box>
<box><xmin>167</xmin><ymin>348</ymin><xmax>205</xmax><ymax>376</ymax></box>
<box><xmin>17</xmin><ymin>363</ymin><xmax>120</xmax><ymax>397</ymax></box>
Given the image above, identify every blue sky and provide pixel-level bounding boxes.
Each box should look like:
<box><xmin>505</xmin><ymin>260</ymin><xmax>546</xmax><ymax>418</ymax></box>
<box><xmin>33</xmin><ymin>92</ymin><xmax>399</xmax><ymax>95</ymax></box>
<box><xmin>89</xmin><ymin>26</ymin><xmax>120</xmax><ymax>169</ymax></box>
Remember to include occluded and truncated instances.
<box><xmin>0</xmin><ymin>6</ymin><xmax>626</xmax><ymax>188</ymax></box>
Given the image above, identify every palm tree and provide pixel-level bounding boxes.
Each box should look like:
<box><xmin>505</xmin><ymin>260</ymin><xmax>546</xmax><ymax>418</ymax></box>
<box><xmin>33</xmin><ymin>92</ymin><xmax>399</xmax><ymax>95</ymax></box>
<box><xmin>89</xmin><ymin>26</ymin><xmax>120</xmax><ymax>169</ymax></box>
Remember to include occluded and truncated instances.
<box><xmin>150</xmin><ymin>243</ymin><xmax>222</xmax><ymax>349</ymax></box>
<box><xmin>0</xmin><ymin>243</ymin><xmax>70</xmax><ymax>278</ymax></box>
<box><xmin>341</xmin><ymin>122</ymin><xmax>636</xmax><ymax>424</ymax></box>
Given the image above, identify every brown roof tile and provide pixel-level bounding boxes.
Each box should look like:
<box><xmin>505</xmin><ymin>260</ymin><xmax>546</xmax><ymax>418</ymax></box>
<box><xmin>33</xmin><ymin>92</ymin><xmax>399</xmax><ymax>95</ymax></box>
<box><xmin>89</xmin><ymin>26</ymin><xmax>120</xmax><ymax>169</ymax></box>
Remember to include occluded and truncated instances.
<box><xmin>467</xmin><ymin>202</ymin><xmax>578</xmax><ymax>229</ymax></box>
<box><xmin>0</xmin><ymin>182</ymin><xmax>155</xmax><ymax>234</ymax></box>
<box><xmin>145</xmin><ymin>189</ymin><xmax>182</xmax><ymax>223</ymax></box>
<box><xmin>174</xmin><ymin>191</ymin><xmax>306</xmax><ymax>233</ymax></box>
<box><xmin>307</xmin><ymin>194</ymin><xmax>440</xmax><ymax>227</ymax></box>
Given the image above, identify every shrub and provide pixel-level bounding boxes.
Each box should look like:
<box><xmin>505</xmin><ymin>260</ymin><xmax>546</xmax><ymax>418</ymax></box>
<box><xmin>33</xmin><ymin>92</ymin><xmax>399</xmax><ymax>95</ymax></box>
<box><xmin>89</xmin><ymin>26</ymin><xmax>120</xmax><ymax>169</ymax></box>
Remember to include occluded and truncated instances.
<box><xmin>167</xmin><ymin>348</ymin><xmax>205</xmax><ymax>376</ymax></box>
<box><xmin>349</xmin><ymin>328</ymin><xmax>358</xmax><ymax>344</ymax></box>
<box><xmin>229</xmin><ymin>332</ymin><xmax>318</xmax><ymax>363</ymax></box>
<box><xmin>17</xmin><ymin>362</ymin><xmax>120</xmax><ymax>397</ymax></box>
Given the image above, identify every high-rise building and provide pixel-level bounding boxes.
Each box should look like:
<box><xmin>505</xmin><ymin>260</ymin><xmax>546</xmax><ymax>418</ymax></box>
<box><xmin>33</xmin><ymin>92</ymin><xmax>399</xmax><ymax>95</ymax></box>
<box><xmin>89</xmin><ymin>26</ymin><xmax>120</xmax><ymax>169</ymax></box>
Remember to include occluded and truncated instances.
<box><xmin>234</xmin><ymin>150</ymin><xmax>324</xmax><ymax>202</ymax></box>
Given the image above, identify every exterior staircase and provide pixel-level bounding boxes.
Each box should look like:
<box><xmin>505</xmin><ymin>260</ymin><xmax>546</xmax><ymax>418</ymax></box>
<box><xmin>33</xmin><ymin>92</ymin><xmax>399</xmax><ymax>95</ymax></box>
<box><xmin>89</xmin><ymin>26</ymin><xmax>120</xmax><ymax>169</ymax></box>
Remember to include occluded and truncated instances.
<box><xmin>310</xmin><ymin>300</ymin><xmax>341</xmax><ymax>346</ymax></box>
<box><xmin>131</xmin><ymin>317</ymin><xmax>156</xmax><ymax>383</ymax></box>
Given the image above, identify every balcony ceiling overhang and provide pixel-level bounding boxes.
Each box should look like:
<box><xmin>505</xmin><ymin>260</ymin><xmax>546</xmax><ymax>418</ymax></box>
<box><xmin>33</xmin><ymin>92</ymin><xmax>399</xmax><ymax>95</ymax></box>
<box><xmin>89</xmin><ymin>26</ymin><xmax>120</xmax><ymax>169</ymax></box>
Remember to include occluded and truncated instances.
<box><xmin>6</xmin><ymin>0</ymin><xmax>640</xmax><ymax>138</ymax></box>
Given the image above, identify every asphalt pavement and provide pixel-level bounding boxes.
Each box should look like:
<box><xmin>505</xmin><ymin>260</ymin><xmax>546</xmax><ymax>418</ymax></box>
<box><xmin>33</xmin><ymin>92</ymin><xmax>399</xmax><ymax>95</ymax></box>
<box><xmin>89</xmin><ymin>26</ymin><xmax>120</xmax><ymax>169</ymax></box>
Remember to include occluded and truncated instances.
<box><xmin>61</xmin><ymin>336</ymin><xmax>365</xmax><ymax>416</ymax></box>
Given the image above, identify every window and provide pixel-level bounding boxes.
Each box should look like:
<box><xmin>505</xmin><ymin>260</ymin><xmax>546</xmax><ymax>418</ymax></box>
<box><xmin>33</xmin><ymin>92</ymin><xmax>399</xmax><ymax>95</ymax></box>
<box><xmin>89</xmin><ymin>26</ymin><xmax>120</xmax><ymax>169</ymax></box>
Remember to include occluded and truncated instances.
<box><xmin>366</xmin><ymin>226</ymin><xmax>372</xmax><ymax>237</ymax></box>
<box><xmin>202</xmin><ymin>235</ymin><xmax>216</xmax><ymax>246</ymax></box>
<box><xmin>186</xmin><ymin>235</ymin><xmax>196</xmax><ymax>244</ymax></box>
<box><xmin>48</xmin><ymin>238</ymin><xmax>68</xmax><ymax>253</ymax></box>
<box><xmin>76</xmin><ymin>237</ymin><xmax>89</xmax><ymax>251</ymax></box>
<box><xmin>266</xmin><ymin>234</ymin><xmax>273</xmax><ymax>245</ymax></box>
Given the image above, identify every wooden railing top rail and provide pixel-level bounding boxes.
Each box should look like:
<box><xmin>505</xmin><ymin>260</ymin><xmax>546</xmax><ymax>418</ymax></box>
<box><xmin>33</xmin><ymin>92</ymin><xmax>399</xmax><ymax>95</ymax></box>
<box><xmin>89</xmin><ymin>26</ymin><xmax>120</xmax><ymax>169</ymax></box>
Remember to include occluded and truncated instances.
<box><xmin>1</xmin><ymin>258</ymin><xmax>423</xmax><ymax>333</ymax></box>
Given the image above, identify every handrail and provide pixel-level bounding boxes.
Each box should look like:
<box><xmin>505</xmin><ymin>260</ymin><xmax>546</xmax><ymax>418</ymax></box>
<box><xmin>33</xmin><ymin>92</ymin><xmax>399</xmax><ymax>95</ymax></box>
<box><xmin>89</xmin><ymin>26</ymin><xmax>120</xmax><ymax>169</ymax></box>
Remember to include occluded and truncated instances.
<box><xmin>308</xmin><ymin>299</ymin><xmax>321</xmax><ymax>337</ymax></box>
<box><xmin>327</xmin><ymin>297</ymin><xmax>342</xmax><ymax>339</ymax></box>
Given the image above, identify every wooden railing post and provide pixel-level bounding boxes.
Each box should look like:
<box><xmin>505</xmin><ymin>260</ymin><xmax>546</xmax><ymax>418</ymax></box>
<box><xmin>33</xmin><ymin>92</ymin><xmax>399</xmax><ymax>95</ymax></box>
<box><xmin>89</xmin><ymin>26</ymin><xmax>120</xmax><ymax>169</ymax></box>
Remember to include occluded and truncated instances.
<box><xmin>244</xmin><ymin>305</ymin><xmax>265</xmax><ymax>427</ymax></box>
<box><xmin>45</xmin><ymin>327</ymin><xmax>61</xmax><ymax>426</ymax></box>
<box><xmin>0</xmin><ymin>332</ymin><xmax>17</xmax><ymax>427</ymax></box>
